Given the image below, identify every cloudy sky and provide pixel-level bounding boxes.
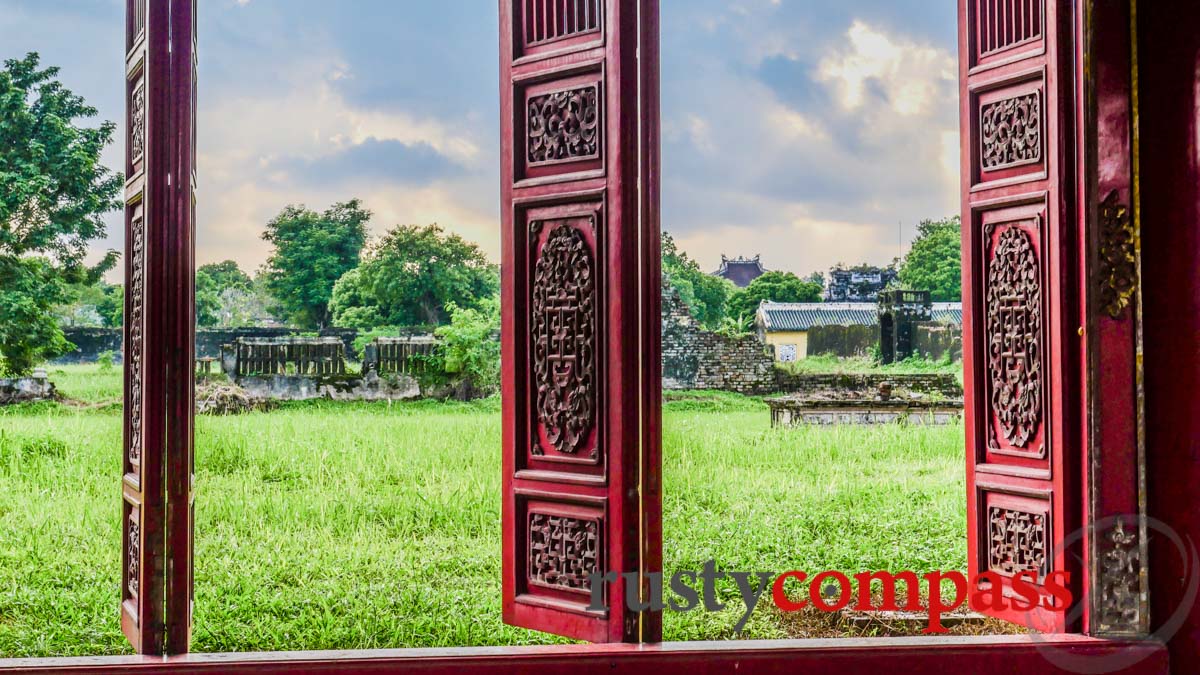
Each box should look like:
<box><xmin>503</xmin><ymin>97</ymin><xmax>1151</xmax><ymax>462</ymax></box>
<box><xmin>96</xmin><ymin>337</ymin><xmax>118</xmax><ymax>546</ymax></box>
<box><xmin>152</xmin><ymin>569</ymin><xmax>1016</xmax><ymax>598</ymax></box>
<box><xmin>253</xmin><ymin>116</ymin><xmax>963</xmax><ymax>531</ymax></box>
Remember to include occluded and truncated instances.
<box><xmin>0</xmin><ymin>0</ymin><xmax>959</xmax><ymax>280</ymax></box>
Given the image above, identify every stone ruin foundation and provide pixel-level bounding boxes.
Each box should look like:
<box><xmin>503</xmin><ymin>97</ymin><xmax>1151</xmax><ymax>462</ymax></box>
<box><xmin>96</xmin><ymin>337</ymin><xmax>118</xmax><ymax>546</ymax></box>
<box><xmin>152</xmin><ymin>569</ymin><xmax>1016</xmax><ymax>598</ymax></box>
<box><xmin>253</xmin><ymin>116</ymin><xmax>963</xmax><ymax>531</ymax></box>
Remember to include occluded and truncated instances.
<box><xmin>767</xmin><ymin>381</ymin><xmax>963</xmax><ymax>427</ymax></box>
<box><xmin>0</xmin><ymin>369</ymin><xmax>58</xmax><ymax>405</ymax></box>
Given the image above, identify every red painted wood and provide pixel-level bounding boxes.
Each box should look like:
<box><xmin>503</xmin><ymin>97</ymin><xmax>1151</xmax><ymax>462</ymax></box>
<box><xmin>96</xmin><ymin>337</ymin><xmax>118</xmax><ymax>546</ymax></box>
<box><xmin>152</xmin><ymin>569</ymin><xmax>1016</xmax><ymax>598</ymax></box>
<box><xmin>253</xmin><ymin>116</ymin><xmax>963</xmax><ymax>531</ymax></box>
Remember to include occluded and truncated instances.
<box><xmin>958</xmin><ymin>0</ymin><xmax>1082</xmax><ymax>632</ymax></box>
<box><xmin>1076</xmin><ymin>0</ymin><xmax>1146</xmax><ymax>637</ymax></box>
<box><xmin>120</xmin><ymin>0</ymin><xmax>196</xmax><ymax>655</ymax></box>
<box><xmin>0</xmin><ymin>637</ymin><xmax>1169</xmax><ymax>675</ymax></box>
<box><xmin>499</xmin><ymin>0</ymin><xmax>661</xmax><ymax>643</ymax></box>
<box><xmin>1138</xmin><ymin>0</ymin><xmax>1200</xmax><ymax>669</ymax></box>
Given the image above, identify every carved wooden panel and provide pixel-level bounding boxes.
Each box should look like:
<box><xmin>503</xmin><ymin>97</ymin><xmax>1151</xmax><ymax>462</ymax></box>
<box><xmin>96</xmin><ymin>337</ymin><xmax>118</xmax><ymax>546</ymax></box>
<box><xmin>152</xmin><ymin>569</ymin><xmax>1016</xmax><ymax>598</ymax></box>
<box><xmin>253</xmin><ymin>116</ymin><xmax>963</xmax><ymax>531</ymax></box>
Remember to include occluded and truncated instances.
<box><xmin>528</xmin><ymin>84</ymin><xmax>601</xmax><ymax>166</ymax></box>
<box><xmin>976</xmin><ymin>0</ymin><xmax>1043</xmax><ymax>58</ymax></box>
<box><xmin>988</xmin><ymin>505</ymin><xmax>1050</xmax><ymax>578</ymax></box>
<box><xmin>502</xmin><ymin>0</ymin><xmax>659</xmax><ymax>643</ymax></box>
<box><xmin>1099</xmin><ymin>191</ymin><xmax>1136</xmax><ymax>319</ymax></box>
<box><xmin>1097</xmin><ymin>520</ymin><xmax>1141</xmax><ymax>632</ymax></box>
<box><xmin>522</xmin><ymin>0</ymin><xmax>602</xmax><ymax>47</ymax></box>
<box><xmin>528</xmin><ymin>511</ymin><xmax>602</xmax><ymax>592</ymax></box>
<box><xmin>985</xmin><ymin>223</ymin><xmax>1043</xmax><ymax>451</ymax></box>
<box><xmin>961</xmin><ymin>0</ymin><xmax>1076</xmax><ymax>633</ymax></box>
<box><xmin>981</xmin><ymin>90</ymin><xmax>1042</xmax><ymax>171</ymax></box>
<box><xmin>127</xmin><ymin>210</ymin><xmax>145</xmax><ymax>469</ymax></box>
<box><xmin>129</xmin><ymin>77</ymin><xmax>145</xmax><ymax>174</ymax></box>
<box><xmin>531</xmin><ymin>220</ymin><xmax>597</xmax><ymax>458</ymax></box>
<box><xmin>516</xmin><ymin>69</ymin><xmax>605</xmax><ymax>184</ymax></box>
<box><xmin>127</xmin><ymin>512</ymin><xmax>141</xmax><ymax>599</ymax></box>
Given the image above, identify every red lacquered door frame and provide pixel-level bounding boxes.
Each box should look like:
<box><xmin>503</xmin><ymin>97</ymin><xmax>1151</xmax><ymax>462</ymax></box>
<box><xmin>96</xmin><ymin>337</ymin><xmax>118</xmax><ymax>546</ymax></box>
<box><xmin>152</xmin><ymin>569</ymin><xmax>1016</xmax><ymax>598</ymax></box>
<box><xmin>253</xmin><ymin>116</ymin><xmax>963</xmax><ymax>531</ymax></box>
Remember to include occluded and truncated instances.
<box><xmin>119</xmin><ymin>0</ymin><xmax>196</xmax><ymax>656</ymax></box>
<box><xmin>0</xmin><ymin>0</ymin><xmax>1183</xmax><ymax>672</ymax></box>
<box><xmin>960</xmin><ymin>0</ymin><xmax>1083</xmax><ymax>633</ymax></box>
<box><xmin>498</xmin><ymin>0</ymin><xmax>662</xmax><ymax>643</ymax></box>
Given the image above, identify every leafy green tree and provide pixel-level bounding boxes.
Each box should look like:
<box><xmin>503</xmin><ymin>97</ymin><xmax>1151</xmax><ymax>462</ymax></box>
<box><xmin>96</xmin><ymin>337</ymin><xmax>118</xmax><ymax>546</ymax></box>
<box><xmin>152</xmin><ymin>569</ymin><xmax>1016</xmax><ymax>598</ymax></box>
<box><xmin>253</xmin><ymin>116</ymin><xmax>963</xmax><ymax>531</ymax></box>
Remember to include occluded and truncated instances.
<box><xmin>0</xmin><ymin>53</ymin><xmax>121</xmax><ymax>375</ymax></box>
<box><xmin>726</xmin><ymin>271</ymin><xmax>823</xmax><ymax>331</ymax></box>
<box><xmin>198</xmin><ymin>260</ymin><xmax>251</xmax><ymax>292</ymax></box>
<box><xmin>329</xmin><ymin>267</ymin><xmax>384</xmax><ymax>329</ymax></box>
<box><xmin>55</xmin><ymin>281</ymin><xmax>108</xmax><ymax>327</ymax></box>
<box><xmin>261</xmin><ymin>200</ymin><xmax>371</xmax><ymax>329</ymax></box>
<box><xmin>898</xmin><ymin>216</ymin><xmax>962</xmax><ymax>302</ymax></box>
<box><xmin>195</xmin><ymin>267</ymin><xmax>221</xmax><ymax>328</ymax></box>
<box><xmin>661</xmin><ymin>231</ymin><xmax>734</xmax><ymax>329</ymax></box>
<box><xmin>96</xmin><ymin>284</ymin><xmax>124</xmax><ymax>328</ymax></box>
<box><xmin>412</xmin><ymin>299</ymin><xmax>501</xmax><ymax>400</ymax></box>
<box><xmin>336</xmin><ymin>223</ymin><xmax>498</xmax><ymax>328</ymax></box>
<box><xmin>195</xmin><ymin>261</ymin><xmax>254</xmax><ymax>327</ymax></box>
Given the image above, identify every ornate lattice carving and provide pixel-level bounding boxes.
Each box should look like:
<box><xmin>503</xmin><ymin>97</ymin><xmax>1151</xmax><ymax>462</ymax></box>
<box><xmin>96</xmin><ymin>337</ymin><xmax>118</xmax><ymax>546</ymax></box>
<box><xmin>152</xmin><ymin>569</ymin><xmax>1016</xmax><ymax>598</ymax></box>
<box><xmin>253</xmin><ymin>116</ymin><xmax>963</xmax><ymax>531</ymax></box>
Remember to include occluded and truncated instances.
<box><xmin>987</xmin><ymin>225</ymin><xmax>1042</xmax><ymax>449</ymax></box>
<box><xmin>130</xmin><ymin>83</ymin><xmax>145</xmax><ymax>169</ymax></box>
<box><xmin>988</xmin><ymin>506</ymin><xmax>1049</xmax><ymax>578</ymax></box>
<box><xmin>527</xmin><ymin>85</ymin><xmax>600</xmax><ymax>165</ymax></box>
<box><xmin>1098</xmin><ymin>519</ymin><xmax>1142</xmax><ymax>632</ymax></box>
<box><xmin>981</xmin><ymin>91</ymin><xmax>1042</xmax><ymax>171</ymax></box>
<box><xmin>127</xmin><ymin>513</ymin><xmax>140</xmax><ymax>598</ymax></box>
<box><xmin>127</xmin><ymin>216</ymin><xmax>145</xmax><ymax>466</ymax></box>
<box><xmin>532</xmin><ymin>223</ymin><xmax>596</xmax><ymax>456</ymax></box>
<box><xmin>1099</xmin><ymin>191</ymin><xmax>1137</xmax><ymax>319</ymax></box>
<box><xmin>528</xmin><ymin>512</ymin><xmax>600</xmax><ymax>591</ymax></box>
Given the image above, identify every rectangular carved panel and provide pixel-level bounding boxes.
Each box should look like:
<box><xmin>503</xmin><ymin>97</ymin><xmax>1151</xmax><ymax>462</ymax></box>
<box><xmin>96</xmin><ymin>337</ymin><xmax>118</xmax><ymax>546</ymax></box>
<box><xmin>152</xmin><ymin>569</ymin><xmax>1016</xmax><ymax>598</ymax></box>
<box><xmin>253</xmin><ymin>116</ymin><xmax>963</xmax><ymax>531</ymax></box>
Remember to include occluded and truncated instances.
<box><xmin>988</xmin><ymin>505</ymin><xmax>1049</xmax><ymax>578</ymax></box>
<box><xmin>528</xmin><ymin>84</ymin><xmax>601</xmax><ymax>166</ymax></box>
<box><xmin>983</xmin><ymin>216</ymin><xmax>1046</xmax><ymax>459</ymax></box>
<box><xmin>528</xmin><ymin>511</ymin><xmax>602</xmax><ymax>592</ymax></box>
<box><xmin>127</xmin><ymin>510</ymin><xmax>141</xmax><ymax>599</ymax></box>
<box><xmin>977</xmin><ymin>0</ymin><xmax>1044</xmax><ymax>57</ymax></box>
<box><xmin>523</xmin><ymin>0</ymin><xmax>602</xmax><ymax>47</ymax></box>
<box><xmin>128</xmin><ymin>73</ymin><xmax>146</xmax><ymax>176</ymax></box>
<box><xmin>529</xmin><ymin>214</ymin><xmax>599</xmax><ymax>464</ymax></box>
<box><xmin>981</xmin><ymin>90</ymin><xmax>1042</xmax><ymax>171</ymax></box>
<box><xmin>126</xmin><ymin>207</ymin><xmax>145</xmax><ymax>471</ymax></box>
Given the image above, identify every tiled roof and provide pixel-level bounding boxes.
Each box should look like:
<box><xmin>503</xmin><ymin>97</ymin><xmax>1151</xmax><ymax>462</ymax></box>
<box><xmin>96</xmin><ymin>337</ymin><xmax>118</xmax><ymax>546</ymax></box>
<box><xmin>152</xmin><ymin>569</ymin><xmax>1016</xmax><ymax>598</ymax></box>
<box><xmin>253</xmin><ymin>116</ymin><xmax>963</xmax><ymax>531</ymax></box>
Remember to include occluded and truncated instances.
<box><xmin>931</xmin><ymin>303</ymin><xmax>963</xmax><ymax>325</ymax></box>
<box><xmin>757</xmin><ymin>302</ymin><xmax>963</xmax><ymax>332</ymax></box>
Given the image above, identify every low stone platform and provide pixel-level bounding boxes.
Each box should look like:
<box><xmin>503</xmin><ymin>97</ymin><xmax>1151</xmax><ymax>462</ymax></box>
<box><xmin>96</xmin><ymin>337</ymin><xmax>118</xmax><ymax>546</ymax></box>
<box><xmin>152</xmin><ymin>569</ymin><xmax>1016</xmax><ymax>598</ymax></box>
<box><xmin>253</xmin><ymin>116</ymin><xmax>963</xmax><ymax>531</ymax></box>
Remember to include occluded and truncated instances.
<box><xmin>0</xmin><ymin>371</ymin><xmax>57</xmax><ymax>405</ymax></box>
<box><xmin>767</xmin><ymin>394</ymin><xmax>963</xmax><ymax>427</ymax></box>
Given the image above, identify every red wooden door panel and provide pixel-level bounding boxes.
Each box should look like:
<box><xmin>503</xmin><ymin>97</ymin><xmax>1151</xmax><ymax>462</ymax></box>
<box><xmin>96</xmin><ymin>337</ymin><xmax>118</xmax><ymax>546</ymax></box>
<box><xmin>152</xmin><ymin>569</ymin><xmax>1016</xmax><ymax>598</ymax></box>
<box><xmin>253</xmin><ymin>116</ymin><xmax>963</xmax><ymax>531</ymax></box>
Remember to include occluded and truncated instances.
<box><xmin>959</xmin><ymin>0</ymin><xmax>1080</xmax><ymax>633</ymax></box>
<box><xmin>121</xmin><ymin>0</ymin><xmax>196</xmax><ymax>655</ymax></box>
<box><xmin>499</xmin><ymin>0</ymin><xmax>662</xmax><ymax>643</ymax></box>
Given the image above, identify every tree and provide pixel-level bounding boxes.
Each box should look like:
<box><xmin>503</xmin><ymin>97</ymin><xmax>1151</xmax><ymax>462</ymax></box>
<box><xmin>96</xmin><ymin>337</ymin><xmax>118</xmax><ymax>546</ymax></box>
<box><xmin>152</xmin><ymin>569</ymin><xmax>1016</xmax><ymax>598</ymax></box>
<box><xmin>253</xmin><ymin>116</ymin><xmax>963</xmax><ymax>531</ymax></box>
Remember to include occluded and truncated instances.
<box><xmin>195</xmin><ymin>260</ymin><xmax>254</xmax><ymax>327</ymax></box>
<box><xmin>97</xmin><ymin>284</ymin><xmax>124</xmax><ymax>328</ymax></box>
<box><xmin>329</xmin><ymin>267</ymin><xmax>384</xmax><ymax>329</ymax></box>
<box><xmin>198</xmin><ymin>260</ymin><xmax>251</xmax><ymax>292</ymax></box>
<box><xmin>333</xmin><ymin>223</ymin><xmax>498</xmax><ymax>328</ymax></box>
<box><xmin>661</xmin><ymin>231</ymin><xmax>735</xmax><ymax>329</ymax></box>
<box><xmin>898</xmin><ymin>216</ymin><xmax>962</xmax><ymax>302</ymax></box>
<box><xmin>726</xmin><ymin>271</ymin><xmax>823</xmax><ymax>331</ymax></box>
<box><xmin>195</xmin><ymin>267</ymin><xmax>221</xmax><ymax>328</ymax></box>
<box><xmin>0</xmin><ymin>53</ymin><xmax>121</xmax><ymax>375</ymax></box>
<box><xmin>261</xmin><ymin>200</ymin><xmax>370</xmax><ymax>329</ymax></box>
<box><xmin>412</xmin><ymin>299</ymin><xmax>501</xmax><ymax>400</ymax></box>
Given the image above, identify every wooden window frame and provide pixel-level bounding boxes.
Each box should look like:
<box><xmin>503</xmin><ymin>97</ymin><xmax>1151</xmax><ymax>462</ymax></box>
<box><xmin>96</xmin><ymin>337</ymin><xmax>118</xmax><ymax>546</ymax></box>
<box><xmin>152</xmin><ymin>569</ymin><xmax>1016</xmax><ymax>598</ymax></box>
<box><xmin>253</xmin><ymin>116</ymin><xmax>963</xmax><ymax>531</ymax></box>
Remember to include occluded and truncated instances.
<box><xmin>1</xmin><ymin>0</ymin><xmax>1190</xmax><ymax>672</ymax></box>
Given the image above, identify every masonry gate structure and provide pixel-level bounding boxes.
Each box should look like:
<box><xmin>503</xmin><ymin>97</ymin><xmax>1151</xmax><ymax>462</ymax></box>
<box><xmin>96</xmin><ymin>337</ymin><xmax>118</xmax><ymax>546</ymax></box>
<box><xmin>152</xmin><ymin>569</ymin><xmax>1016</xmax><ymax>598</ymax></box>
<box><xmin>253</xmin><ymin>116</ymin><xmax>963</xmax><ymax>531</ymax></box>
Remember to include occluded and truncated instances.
<box><xmin>10</xmin><ymin>0</ymin><xmax>1200</xmax><ymax>672</ymax></box>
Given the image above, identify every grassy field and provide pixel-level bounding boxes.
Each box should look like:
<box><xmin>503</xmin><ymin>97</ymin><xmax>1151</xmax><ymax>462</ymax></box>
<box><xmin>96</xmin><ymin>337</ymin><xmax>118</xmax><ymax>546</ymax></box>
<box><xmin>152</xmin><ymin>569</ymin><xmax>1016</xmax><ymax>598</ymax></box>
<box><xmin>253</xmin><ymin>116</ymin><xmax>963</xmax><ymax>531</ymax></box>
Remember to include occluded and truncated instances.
<box><xmin>0</xmin><ymin>366</ymin><xmax>971</xmax><ymax>657</ymax></box>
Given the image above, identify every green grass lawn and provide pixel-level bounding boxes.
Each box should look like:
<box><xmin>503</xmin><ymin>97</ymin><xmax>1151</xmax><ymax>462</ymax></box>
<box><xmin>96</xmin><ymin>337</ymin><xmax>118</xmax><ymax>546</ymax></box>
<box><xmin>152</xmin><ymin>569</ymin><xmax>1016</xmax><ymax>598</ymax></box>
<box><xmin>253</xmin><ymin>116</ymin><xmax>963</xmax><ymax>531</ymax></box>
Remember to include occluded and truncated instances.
<box><xmin>0</xmin><ymin>366</ymin><xmax>969</xmax><ymax>657</ymax></box>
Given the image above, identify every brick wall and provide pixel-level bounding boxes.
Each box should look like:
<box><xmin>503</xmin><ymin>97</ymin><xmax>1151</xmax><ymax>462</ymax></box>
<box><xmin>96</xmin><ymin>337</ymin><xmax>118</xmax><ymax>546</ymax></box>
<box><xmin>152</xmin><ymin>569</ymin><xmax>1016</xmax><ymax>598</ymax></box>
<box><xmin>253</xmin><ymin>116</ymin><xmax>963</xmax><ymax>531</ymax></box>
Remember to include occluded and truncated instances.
<box><xmin>661</xmin><ymin>281</ymin><xmax>776</xmax><ymax>394</ymax></box>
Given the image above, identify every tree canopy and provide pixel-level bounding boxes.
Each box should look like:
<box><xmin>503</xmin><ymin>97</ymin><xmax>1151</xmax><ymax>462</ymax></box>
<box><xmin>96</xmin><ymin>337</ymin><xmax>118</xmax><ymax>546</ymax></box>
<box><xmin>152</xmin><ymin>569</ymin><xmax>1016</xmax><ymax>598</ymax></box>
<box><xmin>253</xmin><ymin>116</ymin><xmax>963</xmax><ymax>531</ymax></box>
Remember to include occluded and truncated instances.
<box><xmin>332</xmin><ymin>223</ymin><xmax>498</xmax><ymax>328</ymax></box>
<box><xmin>0</xmin><ymin>53</ymin><xmax>121</xmax><ymax>375</ymax></box>
<box><xmin>661</xmin><ymin>231</ymin><xmax>735</xmax><ymax>330</ymax></box>
<box><xmin>726</xmin><ymin>271</ymin><xmax>823</xmax><ymax>331</ymax></box>
<box><xmin>260</xmin><ymin>200</ymin><xmax>370</xmax><ymax>329</ymax></box>
<box><xmin>196</xmin><ymin>260</ymin><xmax>255</xmax><ymax>328</ymax></box>
<box><xmin>898</xmin><ymin>216</ymin><xmax>962</xmax><ymax>302</ymax></box>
